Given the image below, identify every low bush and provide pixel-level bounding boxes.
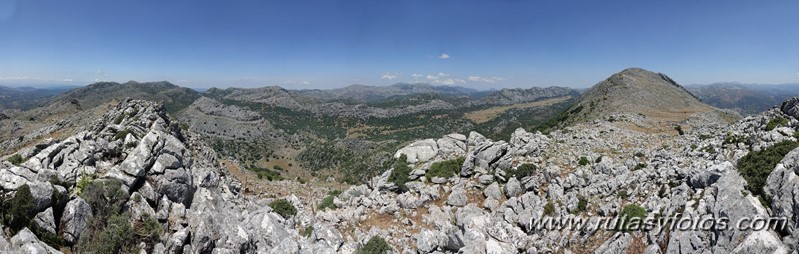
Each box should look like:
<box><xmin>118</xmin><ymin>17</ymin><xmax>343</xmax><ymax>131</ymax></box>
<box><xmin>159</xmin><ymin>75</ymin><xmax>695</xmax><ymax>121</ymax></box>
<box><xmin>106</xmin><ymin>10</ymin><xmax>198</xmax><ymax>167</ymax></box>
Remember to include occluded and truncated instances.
<box><xmin>79</xmin><ymin>213</ymin><xmax>134</xmax><ymax>253</ymax></box>
<box><xmin>7</xmin><ymin>184</ymin><xmax>34</xmax><ymax>232</ymax></box>
<box><xmin>388</xmin><ymin>154</ymin><xmax>412</xmax><ymax>192</ymax></box>
<box><xmin>302</xmin><ymin>225</ymin><xmax>314</xmax><ymax>238</ymax></box>
<box><xmin>766</xmin><ymin>117</ymin><xmax>789</xmax><ymax>131</ymax></box>
<box><xmin>577</xmin><ymin>196</ymin><xmax>588</xmax><ymax>212</ymax></box>
<box><xmin>133</xmin><ymin>213</ymin><xmax>162</xmax><ymax>246</ymax></box>
<box><xmin>723</xmin><ymin>134</ymin><xmax>749</xmax><ymax>145</ymax></box>
<box><xmin>425</xmin><ymin>157</ymin><xmax>464</xmax><ymax>178</ymax></box>
<box><xmin>7</xmin><ymin>154</ymin><xmax>23</xmax><ymax>166</ymax></box>
<box><xmin>269</xmin><ymin>199</ymin><xmax>297</xmax><ymax>218</ymax></box>
<box><xmin>506</xmin><ymin>163</ymin><xmax>537</xmax><ymax>180</ymax></box>
<box><xmin>543</xmin><ymin>199</ymin><xmax>555</xmax><ymax>216</ymax></box>
<box><xmin>249</xmin><ymin>166</ymin><xmax>283</xmax><ymax>181</ymax></box>
<box><xmin>617</xmin><ymin>204</ymin><xmax>647</xmax><ymax>231</ymax></box>
<box><xmin>578</xmin><ymin>156</ymin><xmax>589</xmax><ymax>166</ymax></box>
<box><xmin>318</xmin><ymin>195</ymin><xmax>336</xmax><ymax>211</ymax></box>
<box><xmin>616</xmin><ymin>190</ymin><xmax>629</xmax><ymax>199</ymax></box>
<box><xmin>113</xmin><ymin>114</ymin><xmax>124</xmax><ymax>124</ymax></box>
<box><xmin>633</xmin><ymin>163</ymin><xmax>647</xmax><ymax>171</ymax></box>
<box><xmin>114</xmin><ymin>129</ymin><xmax>132</xmax><ymax>141</ymax></box>
<box><xmin>80</xmin><ymin>179</ymin><xmax>128</xmax><ymax>220</ymax></box>
<box><xmin>77</xmin><ymin>179</ymin><xmax>151</xmax><ymax>252</ymax></box>
<box><xmin>737</xmin><ymin>140</ymin><xmax>799</xmax><ymax>206</ymax></box>
<box><xmin>355</xmin><ymin>235</ymin><xmax>392</xmax><ymax>254</ymax></box>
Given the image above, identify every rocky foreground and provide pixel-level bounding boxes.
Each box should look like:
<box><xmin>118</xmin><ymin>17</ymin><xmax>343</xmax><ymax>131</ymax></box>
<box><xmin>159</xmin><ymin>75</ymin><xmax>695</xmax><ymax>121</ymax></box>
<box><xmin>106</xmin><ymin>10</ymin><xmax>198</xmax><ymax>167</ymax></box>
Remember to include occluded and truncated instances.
<box><xmin>2</xmin><ymin>98</ymin><xmax>799</xmax><ymax>253</ymax></box>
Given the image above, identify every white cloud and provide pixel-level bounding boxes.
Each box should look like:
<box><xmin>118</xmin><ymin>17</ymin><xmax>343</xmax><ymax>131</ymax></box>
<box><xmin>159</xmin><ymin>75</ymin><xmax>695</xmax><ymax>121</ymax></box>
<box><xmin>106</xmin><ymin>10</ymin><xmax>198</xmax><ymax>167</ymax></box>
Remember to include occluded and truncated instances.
<box><xmin>425</xmin><ymin>72</ymin><xmax>463</xmax><ymax>85</ymax></box>
<box><xmin>381</xmin><ymin>72</ymin><xmax>400</xmax><ymax>80</ymax></box>
<box><xmin>411</xmin><ymin>74</ymin><xmax>423</xmax><ymax>80</ymax></box>
<box><xmin>284</xmin><ymin>80</ymin><xmax>311</xmax><ymax>85</ymax></box>
<box><xmin>467</xmin><ymin>76</ymin><xmax>505</xmax><ymax>83</ymax></box>
<box><xmin>439</xmin><ymin>53</ymin><xmax>450</xmax><ymax>59</ymax></box>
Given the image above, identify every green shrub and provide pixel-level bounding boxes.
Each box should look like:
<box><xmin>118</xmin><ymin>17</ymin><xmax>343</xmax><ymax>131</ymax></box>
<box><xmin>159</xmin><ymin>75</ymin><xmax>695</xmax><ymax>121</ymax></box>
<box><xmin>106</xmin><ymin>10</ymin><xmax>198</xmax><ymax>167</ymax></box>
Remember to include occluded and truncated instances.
<box><xmin>114</xmin><ymin>129</ymin><xmax>132</xmax><ymax>141</ymax></box>
<box><xmin>616</xmin><ymin>190</ymin><xmax>629</xmax><ymax>199</ymax></box>
<box><xmin>75</xmin><ymin>175</ymin><xmax>94</xmax><ymax>195</ymax></box>
<box><xmin>302</xmin><ymin>225</ymin><xmax>314</xmax><ymax>238</ymax></box>
<box><xmin>577</xmin><ymin>196</ymin><xmax>588</xmax><ymax>212</ymax></box>
<box><xmin>388</xmin><ymin>154</ymin><xmax>412</xmax><ymax>192</ymax></box>
<box><xmin>594</xmin><ymin>156</ymin><xmax>604</xmax><ymax>164</ymax></box>
<box><xmin>7</xmin><ymin>184</ymin><xmax>34</xmax><ymax>232</ymax></box>
<box><xmin>723</xmin><ymin>134</ymin><xmax>749</xmax><ymax>145</ymax></box>
<box><xmin>766</xmin><ymin>117</ymin><xmax>789</xmax><ymax>131</ymax></box>
<box><xmin>578</xmin><ymin>156</ymin><xmax>589</xmax><ymax>166</ymax></box>
<box><xmin>793</xmin><ymin>131</ymin><xmax>799</xmax><ymax>139</ymax></box>
<box><xmin>249</xmin><ymin>166</ymin><xmax>283</xmax><ymax>181</ymax></box>
<box><xmin>7</xmin><ymin>154</ymin><xmax>23</xmax><ymax>166</ymax></box>
<box><xmin>543</xmin><ymin>199</ymin><xmax>555</xmax><ymax>216</ymax></box>
<box><xmin>328</xmin><ymin>189</ymin><xmax>342</xmax><ymax>196</ymax></box>
<box><xmin>80</xmin><ymin>179</ymin><xmax>128</xmax><ymax>220</ymax></box>
<box><xmin>31</xmin><ymin>222</ymin><xmax>64</xmax><ymax>249</ymax></box>
<box><xmin>355</xmin><ymin>235</ymin><xmax>392</xmax><ymax>254</ymax></box>
<box><xmin>318</xmin><ymin>195</ymin><xmax>336</xmax><ymax>211</ymax></box>
<box><xmin>633</xmin><ymin>163</ymin><xmax>647</xmax><ymax>171</ymax></box>
<box><xmin>77</xmin><ymin>179</ymin><xmax>162</xmax><ymax>253</ymax></box>
<box><xmin>634</xmin><ymin>152</ymin><xmax>646</xmax><ymax>158</ymax></box>
<box><xmin>269</xmin><ymin>199</ymin><xmax>297</xmax><ymax>218</ymax></box>
<box><xmin>507</xmin><ymin>163</ymin><xmax>537</xmax><ymax>180</ymax></box>
<box><xmin>79</xmin><ymin>213</ymin><xmax>135</xmax><ymax>253</ymax></box>
<box><xmin>76</xmin><ymin>179</ymin><xmax>130</xmax><ymax>253</ymax></box>
<box><xmin>113</xmin><ymin>114</ymin><xmax>124</xmax><ymax>124</ymax></box>
<box><xmin>618</xmin><ymin>204</ymin><xmax>647</xmax><ymax>231</ymax></box>
<box><xmin>737</xmin><ymin>140</ymin><xmax>799</xmax><ymax>207</ymax></box>
<box><xmin>701</xmin><ymin>145</ymin><xmax>716</xmax><ymax>154</ymax></box>
<box><xmin>674</xmin><ymin>125</ymin><xmax>684</xmax><ymax>135</ymax></box>
<box><xmin>425</xmin><ymin>157</ymin><xmax>464</xmax><ymax>178</ymax></box>
<box><xmin>134</xmin><ymin>213</ymin><xmax>162</xmax><ymax>246</ymax></box>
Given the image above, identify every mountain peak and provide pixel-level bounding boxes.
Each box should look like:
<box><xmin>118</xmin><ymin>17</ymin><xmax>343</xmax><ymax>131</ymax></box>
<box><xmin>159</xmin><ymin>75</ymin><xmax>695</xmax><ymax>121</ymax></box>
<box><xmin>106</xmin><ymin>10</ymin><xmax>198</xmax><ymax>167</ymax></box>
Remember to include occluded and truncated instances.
<box><xmin>561</xmin><ymin>68</ymin><xmax>739</xmax><ymax>129</ymax></box>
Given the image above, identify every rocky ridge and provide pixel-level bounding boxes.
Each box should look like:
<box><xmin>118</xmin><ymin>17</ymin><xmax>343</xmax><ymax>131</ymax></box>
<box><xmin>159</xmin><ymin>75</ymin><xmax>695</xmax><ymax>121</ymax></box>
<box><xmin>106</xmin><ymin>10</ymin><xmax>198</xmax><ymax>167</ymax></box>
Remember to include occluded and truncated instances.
<box><xmin>3</xmin><ymin>94</ymin><xmax>799</xmax><ymax>253</ymax></box>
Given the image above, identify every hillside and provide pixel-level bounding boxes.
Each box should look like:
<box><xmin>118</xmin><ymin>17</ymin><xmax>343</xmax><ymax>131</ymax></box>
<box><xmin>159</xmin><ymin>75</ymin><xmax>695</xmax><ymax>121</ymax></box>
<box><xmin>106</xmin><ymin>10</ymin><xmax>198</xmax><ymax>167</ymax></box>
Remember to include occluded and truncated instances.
<box><xmin>3</xmin><ymin>95</ymin><xmax>799</xmax><ymax>253</ymax></box>
<box><xmin>296</xmin><ymin>83</ymin><xmax>481</xmax><ymax>102</ymax></box>
<box><xmin>54</xmin><ymin>81</ymin><xmax>202</xmax><ymax>115</ymax></box>
<box><xmin>185</xmin><ymin>85</ymin><xmax>577</xmax><ymax>183</ymax></box>
<box><xmin>559</xmin><ymin>68</ymin><xmax>740</xmax><ymax>131</ymax></box>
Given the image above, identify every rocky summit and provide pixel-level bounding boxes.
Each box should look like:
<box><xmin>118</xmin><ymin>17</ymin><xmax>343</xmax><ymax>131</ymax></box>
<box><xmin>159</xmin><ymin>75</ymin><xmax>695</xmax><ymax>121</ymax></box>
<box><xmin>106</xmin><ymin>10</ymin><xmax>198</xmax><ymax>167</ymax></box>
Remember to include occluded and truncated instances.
<box><xmin>2</xmin><ymin>70</ymin><xmax>799</xmax><ymax>253</ymax></box>
<box><xmin>562</xmin><ymin>68</ymin><xmax>741</xmax><ymax>129</ymax></box>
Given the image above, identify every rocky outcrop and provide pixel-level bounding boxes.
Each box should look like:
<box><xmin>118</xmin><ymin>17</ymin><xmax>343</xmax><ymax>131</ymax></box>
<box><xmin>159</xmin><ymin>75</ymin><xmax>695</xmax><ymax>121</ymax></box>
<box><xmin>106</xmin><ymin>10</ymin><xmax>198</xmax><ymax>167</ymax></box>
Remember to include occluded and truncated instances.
<box><xmin>60</xmin><ymin>197</ymin><xmax>92</xmax><ymax>245</ymax></box>
<box><xmin>3</xmin><ymin>92</ymin><xmax>799</xmax><ymax>253</ymax></box>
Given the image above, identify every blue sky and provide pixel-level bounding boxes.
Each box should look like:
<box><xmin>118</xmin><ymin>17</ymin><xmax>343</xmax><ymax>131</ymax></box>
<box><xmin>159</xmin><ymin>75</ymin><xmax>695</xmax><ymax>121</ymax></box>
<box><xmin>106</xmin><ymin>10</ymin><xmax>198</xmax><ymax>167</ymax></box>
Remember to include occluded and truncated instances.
<box><xmin>0</xmin><ymin>0</ymin><xmax>798</xmax><ymax>89</ymax></box>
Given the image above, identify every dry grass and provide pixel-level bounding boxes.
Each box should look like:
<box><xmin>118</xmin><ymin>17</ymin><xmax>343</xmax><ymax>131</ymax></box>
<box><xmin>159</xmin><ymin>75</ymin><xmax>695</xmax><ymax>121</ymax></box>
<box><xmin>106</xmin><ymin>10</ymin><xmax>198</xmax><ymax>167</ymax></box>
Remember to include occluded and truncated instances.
<box><xmin>626</xmin><ymin>235</ymin><xmax>647</xmax><ymax>254</ymax></box>
<box><xmin>464</xmin><ymin>96</ymin><xmax>572</xmax><ymax>124</ymax></box>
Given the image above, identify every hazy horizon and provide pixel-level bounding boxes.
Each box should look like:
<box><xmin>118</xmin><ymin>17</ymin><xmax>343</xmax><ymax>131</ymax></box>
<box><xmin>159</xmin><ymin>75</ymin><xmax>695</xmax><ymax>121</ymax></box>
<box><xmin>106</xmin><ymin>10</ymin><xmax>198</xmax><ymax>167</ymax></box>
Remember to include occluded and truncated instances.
<box><xmin>1</xmin><ymin>0</ymin><xmax>798</xmax><ymax>89</ymax></box>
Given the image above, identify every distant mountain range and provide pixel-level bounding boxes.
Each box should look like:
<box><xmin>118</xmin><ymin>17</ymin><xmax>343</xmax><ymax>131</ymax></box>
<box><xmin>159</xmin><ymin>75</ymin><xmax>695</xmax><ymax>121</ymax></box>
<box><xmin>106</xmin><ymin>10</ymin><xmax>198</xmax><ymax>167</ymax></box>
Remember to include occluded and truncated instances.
<box><xmin>687</xmin><ymin>82</ymin><xmax>799</xmax><ymax>115</ymax></box>
<box><xmin>0</xmin><ymin>85</ymin><xmax>79</xmax><ymax>111</ymax></box>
